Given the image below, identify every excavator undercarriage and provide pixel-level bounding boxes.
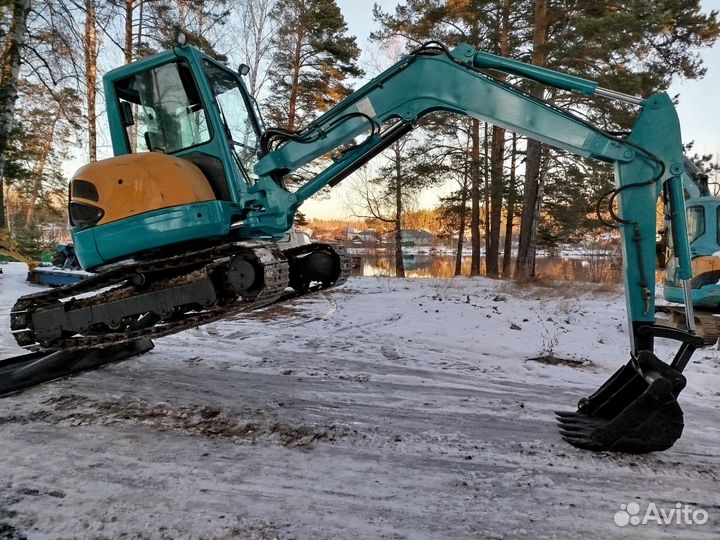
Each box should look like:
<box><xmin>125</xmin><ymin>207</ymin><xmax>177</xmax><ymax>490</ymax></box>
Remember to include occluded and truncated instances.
<box><xmin>11</xmin><ymin>241</ymin><xmax>351</xmax><ymax>352</ymax></box>
<box><xmin>1</xmin><ymin>241</ymin><xmax>351</xmax><ymax>394</ymax></box>
<box><xmin>656</xmin><ymin>305</ymin><xmax>720</xmax><ymax>345</ymax></box>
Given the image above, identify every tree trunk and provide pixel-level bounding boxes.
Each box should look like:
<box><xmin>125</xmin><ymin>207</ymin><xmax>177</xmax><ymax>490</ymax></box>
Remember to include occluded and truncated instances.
<box><xmin>483</xmin><ymin>122</ymin><xmax>490</xmax><ymax>264</ymax></box>
<box><xmin>394</xmin><ymin>145</ymin><xmax>405</xmax><ymax>277</ymax></box>
<box><xmin>528</xmin><ymin>147</ymin><xmax>549</xmax><ymax>273</ymax></box>
<box><xmin>487</xmin><ymin>125</ymin><xmax>505</xmax><ymax>278</ymax></box>
<box><xmin>469</xmin><ymin>118</ymin><xmax>481</xmax><ymax>276</ymax></box>
<box><xmin>516</xmin><ymin>140</ymin><xmax>542</xmax><ymax>277</ymax></box>
<box><xmin>243</xmin><ymin>0</ymin><xmax>274</xmax><ymax>96</ymax></box>
<box><xmin>25</xmin><ymin>116</ymin><xmax>59</xmax><ymax>226</ymax></box>
<box><xmin>515</xmin><ymin>0</ymin><xmax>548</xmax><ymax>279</ymax></box>
<box><xmin>0</xmin><ymin>0</ymin><xmax>32</xmax><ymax>230</ymax></box>
<box><xmin>124</xmin><ymin>0</ymin><xmax>133</xmax><ymax>63</ymax></box>
<box><xmin>455</xmin><ymin>166</ymin><xmax>469</xmax><ymax>276</ymax></box>
<box><xmin>137</xmin><ymin>0</ymin><xmax>143</xmax><ymax>51</ymax></box>
<box><xmin>502</xmin><ymin>133</ymin><xmax>518</xmax><ymax>276</ymax></box>
<box><xmin>287</xmin><ymin>42</ymin><xmax>302</xmax><ymax>130</ymax></box>
<box><xmin>85</xmin><ymin>0</ymin><xmax>98</xmax><ymax>162</ymax></box>
<box><xmin>286</xmin><ymin>3</ymin><xmax>306</xmax><ymax>131</ymax></box>
<box><xmin>124</xmin><ymin>0</ymin><xmax>137</xmax><ymax>151</ymax></box>
<box><xmin>487</xmin><ymin>0</ymin><xmax>511</xmax><ymax>278</ymax></box>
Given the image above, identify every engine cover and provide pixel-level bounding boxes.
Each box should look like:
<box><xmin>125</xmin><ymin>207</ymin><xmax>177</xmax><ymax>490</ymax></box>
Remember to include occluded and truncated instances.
<box><xmin>70</xmin><ymin>152</ymin><xmax>216</xmax><ymax>228</ymax></box>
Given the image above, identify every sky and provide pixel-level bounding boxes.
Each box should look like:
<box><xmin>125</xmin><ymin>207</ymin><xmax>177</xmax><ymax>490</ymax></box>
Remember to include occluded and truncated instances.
<box><xmin>301</xmin><ymin>0</ymin><xmax>720</xmax><ymax>220</ymax></box>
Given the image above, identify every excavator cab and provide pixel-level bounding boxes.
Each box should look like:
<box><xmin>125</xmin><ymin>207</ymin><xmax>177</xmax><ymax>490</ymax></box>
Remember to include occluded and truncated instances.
<box><xmin>68</xmin><ymin>45</ymin><xmax>266</xmax><ymax>270</ymax></box>
<box><xmin>110</xmin><ymin>49</ymin><xmax>264</xmax><ymax>197</ymax></box>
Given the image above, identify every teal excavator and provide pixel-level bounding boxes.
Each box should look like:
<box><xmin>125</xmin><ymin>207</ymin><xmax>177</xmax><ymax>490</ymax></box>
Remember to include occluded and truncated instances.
<box><xmin>3</xmin><ymin>39</ymin><xmax>707</xmax><ymax>453</ymax></box>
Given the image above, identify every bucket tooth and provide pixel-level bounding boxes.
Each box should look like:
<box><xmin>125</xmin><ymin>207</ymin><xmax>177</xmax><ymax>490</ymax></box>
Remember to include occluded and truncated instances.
<box><xmin>556</xmin><ymin>351</ymin><xmax>686</xmax><ymax>453</ymax></box>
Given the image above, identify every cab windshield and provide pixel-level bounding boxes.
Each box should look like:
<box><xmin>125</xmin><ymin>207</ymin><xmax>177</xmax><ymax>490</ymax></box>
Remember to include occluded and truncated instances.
<box><xmin>203</xmin><ymin>60</ymin><xmax>261</xmax><ymax>184</ymax></box>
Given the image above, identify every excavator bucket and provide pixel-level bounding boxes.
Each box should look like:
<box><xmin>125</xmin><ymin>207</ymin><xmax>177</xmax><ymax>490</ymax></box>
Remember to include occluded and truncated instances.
<box><xmin>556</xmin><ymin>351</ymin><xmax>688</xmax><ymax>453</ymax></box>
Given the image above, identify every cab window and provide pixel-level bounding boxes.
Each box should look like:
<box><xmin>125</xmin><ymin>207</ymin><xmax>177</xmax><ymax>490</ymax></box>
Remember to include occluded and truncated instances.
<box><xmin>202</xmin><ymin>60</ymin><xmax>260</xmax><ymax>184</ymax></box>
<box><xmin>686</xmin><ymin>206</ymin><xmax>705</xmax><ymax>243</ymax></box>
<box><xmin>115</xmin><ymin>61</ymin><xmax>211</xmax><ymax>153</ymax></box>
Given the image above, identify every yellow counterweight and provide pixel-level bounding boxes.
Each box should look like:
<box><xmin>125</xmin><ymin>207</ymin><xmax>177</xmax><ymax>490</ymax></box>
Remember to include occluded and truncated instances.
<box><xmin>70</xmin><ymin>153</ymin><xmax>216</xmax><ymax>226</ymax></box>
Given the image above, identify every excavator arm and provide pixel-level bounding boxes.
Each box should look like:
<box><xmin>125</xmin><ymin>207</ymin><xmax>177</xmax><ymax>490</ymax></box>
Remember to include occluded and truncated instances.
<box><xmin>237</xmin><ymin>43</ymin><xmax>705</xmax><ymax>452</ymax></box>
<box><xmin>242</xmin><ymin>43</ymin><xmax>693</xmax><ymax>356</ymax></box>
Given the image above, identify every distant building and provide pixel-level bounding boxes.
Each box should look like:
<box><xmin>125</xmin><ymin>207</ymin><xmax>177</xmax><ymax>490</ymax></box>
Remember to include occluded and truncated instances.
<box><xmin>381</xmin><ymin>229</ymin><xmax>435</xmax><ymax>247</ymax></box>
<box><xmin>350</xmin><ymin>230</ymin><xmax>379</xmax><ymax>246</ymax></box>
<box><xmin>311</xmin><ymin>228</ymin><xmax>341</xmax><ymax>242</ymax></box>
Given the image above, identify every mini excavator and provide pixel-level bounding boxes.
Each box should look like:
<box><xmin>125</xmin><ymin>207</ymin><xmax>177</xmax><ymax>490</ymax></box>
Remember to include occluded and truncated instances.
<box><xmin>3</xmin><ymin>38</ymin><xmax>708</xmax><ymax>453</ymax></box>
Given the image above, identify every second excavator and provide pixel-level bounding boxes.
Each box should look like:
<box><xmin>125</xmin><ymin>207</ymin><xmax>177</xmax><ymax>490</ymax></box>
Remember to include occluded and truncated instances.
<box><xmin>657</xmin><ymin>159</ymin><xmax>720</xmax><ymax>342</ymax></box>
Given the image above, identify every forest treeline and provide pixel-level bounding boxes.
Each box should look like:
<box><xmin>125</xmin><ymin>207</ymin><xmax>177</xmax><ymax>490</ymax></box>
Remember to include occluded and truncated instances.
<box><xmin>0</xmin><ymin>0</ymin><xmax>719</xmax><ymax>277</ymax></box>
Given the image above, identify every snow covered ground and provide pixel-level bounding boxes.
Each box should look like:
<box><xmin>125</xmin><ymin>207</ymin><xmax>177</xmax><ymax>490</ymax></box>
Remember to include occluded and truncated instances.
<box><xmin>0</xmin><ymin>261</ymin><xmax>718</xmax><ymax>540</ymax></box>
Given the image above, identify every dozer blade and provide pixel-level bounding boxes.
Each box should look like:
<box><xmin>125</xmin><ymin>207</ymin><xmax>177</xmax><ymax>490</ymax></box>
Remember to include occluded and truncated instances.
<box><xmin>0</xmin><ymin>339</ymin><xmax>153</xmax><ymax>397</ymax></box>
<box><xmin>556</xmin><ymin>351</ymin><xmax>686</xmax><ymax>453</ymax></box>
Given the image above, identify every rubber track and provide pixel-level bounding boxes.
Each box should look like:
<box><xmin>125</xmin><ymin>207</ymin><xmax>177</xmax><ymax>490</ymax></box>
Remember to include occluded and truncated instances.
<box><xmin>283</xmin><ymin>243</ymin><xmax>353</xmax><ymax>290</ymax></box>
<box><xmin>11</xmin><ymin>242</ymin><xmax>351</xmax><ymax>353</ymax></box>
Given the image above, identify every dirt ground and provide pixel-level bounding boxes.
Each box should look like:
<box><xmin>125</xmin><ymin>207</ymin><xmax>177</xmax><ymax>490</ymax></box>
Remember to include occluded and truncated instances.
<box><xmin>1</xmin><ymin>274</ymin><xmax>718</xmax><ymax>539</ymax></box>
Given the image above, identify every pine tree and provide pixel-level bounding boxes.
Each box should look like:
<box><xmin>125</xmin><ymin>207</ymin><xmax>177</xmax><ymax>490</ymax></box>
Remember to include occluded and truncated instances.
<box><xmin>515</xmin><ymin>0</ymin><xmax>719</xmax><ymax>278</ymax></box>
<box><xmin>294</xmin><ymin>210</ymin><xmax>309</xmax><ymax>227</ymax></box>
<box><xmin>373</xmin><ymin>0</ymin><xmax>531</xmax><ymax>277</ymax></box>
<box><xmin>266</xmin><ymin>0</ymin><xmax>362</xmax><ymax>131</ymax></box>
<box><xmin>515</xmin><ymin>0</ymin><xmax>548</xmax><ymax>279</ymax></box>
<box><xmin>85</xmin><ymin>0</ymin><xmax>98</xmax><ymax>161</ymax></box>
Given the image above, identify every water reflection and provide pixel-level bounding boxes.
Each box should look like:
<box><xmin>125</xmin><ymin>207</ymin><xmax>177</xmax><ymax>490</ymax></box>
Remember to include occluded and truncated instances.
<box><xmin>353</xmin><ymin>252</ymin><xmax>623</xmax><ymax>282</ymax></box>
